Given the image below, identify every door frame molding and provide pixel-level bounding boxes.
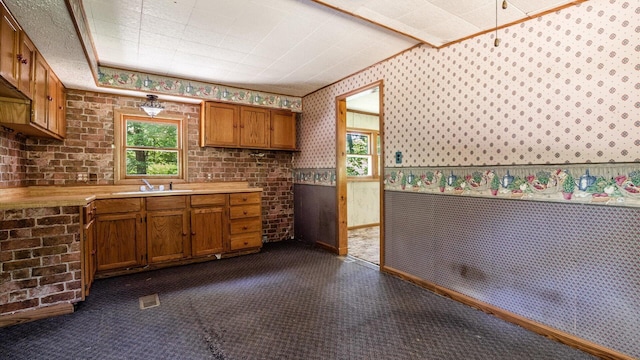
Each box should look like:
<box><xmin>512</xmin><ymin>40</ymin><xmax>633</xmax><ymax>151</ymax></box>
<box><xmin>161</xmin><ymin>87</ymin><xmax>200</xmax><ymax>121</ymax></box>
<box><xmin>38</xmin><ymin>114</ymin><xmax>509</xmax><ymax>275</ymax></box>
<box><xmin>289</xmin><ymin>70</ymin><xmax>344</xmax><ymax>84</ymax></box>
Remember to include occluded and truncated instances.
<box><xmin>335</xmin><ymin>80</ymin><xmax>384</xmax><ymax>264</ymax></box>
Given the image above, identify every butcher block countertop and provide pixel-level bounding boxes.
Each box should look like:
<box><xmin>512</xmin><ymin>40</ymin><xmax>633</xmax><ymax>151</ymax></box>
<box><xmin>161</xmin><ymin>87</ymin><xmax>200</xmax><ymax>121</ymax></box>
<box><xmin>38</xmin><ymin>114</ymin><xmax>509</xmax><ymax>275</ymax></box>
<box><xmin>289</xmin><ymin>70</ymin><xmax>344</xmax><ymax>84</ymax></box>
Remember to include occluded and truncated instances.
<box><xmin>0</xmin><ymin>182</ymin><xmax>262</xmax><ymax>210</ymax></box>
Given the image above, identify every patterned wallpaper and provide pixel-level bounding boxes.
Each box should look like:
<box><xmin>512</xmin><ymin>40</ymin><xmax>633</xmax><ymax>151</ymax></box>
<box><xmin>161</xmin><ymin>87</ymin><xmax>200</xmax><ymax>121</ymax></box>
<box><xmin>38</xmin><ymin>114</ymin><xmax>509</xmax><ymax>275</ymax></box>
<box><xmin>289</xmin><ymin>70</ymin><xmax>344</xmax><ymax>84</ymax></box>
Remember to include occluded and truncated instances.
<box><xmin>297</xmin><ymin>0</ymin><xmax>639</xmax><ymax>168</ymax></box>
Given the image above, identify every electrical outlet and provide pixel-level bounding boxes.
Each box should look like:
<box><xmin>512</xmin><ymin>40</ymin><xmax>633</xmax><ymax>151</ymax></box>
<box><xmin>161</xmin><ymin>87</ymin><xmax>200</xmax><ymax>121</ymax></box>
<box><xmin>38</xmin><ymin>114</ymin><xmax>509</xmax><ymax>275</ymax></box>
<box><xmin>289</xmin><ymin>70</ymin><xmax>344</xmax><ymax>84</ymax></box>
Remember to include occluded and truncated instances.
<box><xmin>262</xmin><ymin>235</ymin><xmax>268</xmax><ymax>243</ymax></box>
<box><xmin>395</xmin><ymin>151</ymin><xmax>403</xmax><ymax>164</ymax></box>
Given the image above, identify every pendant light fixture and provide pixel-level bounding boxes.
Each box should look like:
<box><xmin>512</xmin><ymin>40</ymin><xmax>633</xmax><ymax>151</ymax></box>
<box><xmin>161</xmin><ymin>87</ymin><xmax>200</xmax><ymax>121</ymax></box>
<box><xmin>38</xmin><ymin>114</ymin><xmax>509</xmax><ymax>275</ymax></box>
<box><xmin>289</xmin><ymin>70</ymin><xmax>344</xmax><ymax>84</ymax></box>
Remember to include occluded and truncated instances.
<box><xmin>140</xmin><ymin>94</ymin><xmax>164</xmax><ymax>117</ymax></box>
<box><xmin>495</xmin><ymin>0</ymin><xmax>508</xmax><ymax>47</ymax></box>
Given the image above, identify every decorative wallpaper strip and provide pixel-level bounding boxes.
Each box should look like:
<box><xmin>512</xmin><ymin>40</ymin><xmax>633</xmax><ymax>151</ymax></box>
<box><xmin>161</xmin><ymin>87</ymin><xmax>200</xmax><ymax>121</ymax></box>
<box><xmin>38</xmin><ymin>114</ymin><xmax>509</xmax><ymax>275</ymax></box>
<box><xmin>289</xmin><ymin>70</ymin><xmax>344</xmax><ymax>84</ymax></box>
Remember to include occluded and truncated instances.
<box><xmin>385</xmin><ymin>163</ymin><xmax>640</xmax><ymax>208</ymax></box>
<box><xmin>293</xmin><ymin>169</ymin><xmax>336</xmax><ymax>187</ymax></box>
<box><xmin>97</xmin><ymin>66</ymin><xmax>302</xmax><ymax>112</ymax></box>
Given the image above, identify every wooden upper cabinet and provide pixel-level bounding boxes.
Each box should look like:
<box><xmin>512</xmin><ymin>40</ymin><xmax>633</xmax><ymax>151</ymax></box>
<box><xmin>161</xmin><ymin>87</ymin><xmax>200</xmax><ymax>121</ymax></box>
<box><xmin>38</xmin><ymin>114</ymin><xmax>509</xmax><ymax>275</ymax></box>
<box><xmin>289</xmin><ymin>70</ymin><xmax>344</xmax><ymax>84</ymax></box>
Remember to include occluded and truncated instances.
<box><xmin>0</xmin><ymin>4</ymin><xmax>19</xmax><ymax>87</ymax></box>
<box><xmin>239</xmin><ymin>106</ymin><xmax>270</xmax><ymax>148</ymax></box>
<box><xmin>17</xmin><ymin>31</ymin><xmax>35</xmax><ymax>99</ymax></box>
<box><xmin>200</xmin><ymin>101</ymin><xmax>297</xmax><ymax>150</ymax></box>
<box><xmin>201</xmin><ymin>101</ymin><xmax>239</xmax><ymax>147</ymax></box>
<box><xmin>270</xmin><ymin>109</ymin><xmax>296</xmax><ymax>150</ymax></box>
<box><xmin>46</xmin><ymin>70</ymin><xmax>59</xmax><ymax>134</ymax></box>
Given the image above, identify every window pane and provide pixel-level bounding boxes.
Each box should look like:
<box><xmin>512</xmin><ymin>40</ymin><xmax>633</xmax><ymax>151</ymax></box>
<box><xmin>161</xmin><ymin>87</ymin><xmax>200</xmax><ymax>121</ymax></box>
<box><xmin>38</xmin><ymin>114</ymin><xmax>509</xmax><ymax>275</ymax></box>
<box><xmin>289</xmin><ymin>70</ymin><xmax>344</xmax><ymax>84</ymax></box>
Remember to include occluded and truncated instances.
<box><xmin>346</xmin><ymin>133</ymin><xmax>369</xmax><ymax>155</ymax></box>
<box><xmin>347</xmin><ymin>155</ymin><xmax>371</xmax><ymax>176</ymax></box>
<box><xmin>126</xmin><ymin>149</ymin><xmax>178</xmax><ymax>175</ymax></box>
<box><xmin>126</xmin><ymin>120</ymin><xmax>178</xmax><ymax>148</ymax></box>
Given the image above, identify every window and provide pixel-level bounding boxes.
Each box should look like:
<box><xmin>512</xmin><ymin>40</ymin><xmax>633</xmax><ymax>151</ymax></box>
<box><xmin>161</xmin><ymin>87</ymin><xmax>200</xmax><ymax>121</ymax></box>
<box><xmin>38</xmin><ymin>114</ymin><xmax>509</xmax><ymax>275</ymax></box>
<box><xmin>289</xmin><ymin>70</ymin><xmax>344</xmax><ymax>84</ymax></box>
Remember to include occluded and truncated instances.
<box><xmin>114</xmin><ymin>111</ymin><xmax>188</xmax><ymax>183</ymax></box>
<box><xmin>346</xmin><ymin>130</ymin><xmax>379</xmax><ymax>178</ymax></box>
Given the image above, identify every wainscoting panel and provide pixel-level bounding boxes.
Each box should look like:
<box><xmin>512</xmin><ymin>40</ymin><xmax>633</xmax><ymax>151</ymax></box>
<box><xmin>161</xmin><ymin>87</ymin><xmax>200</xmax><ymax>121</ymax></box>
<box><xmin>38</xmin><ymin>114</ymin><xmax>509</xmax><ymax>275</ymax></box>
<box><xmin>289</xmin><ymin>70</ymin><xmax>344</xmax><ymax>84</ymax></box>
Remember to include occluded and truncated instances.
<box><xmin>384</xmin><ymin>191</ymin><xmax>640</xmax><ymax>358</ymax></box>
<box><xmin>294</xmin><ymin>184</ymin><xmax>337</xmax><ymax>248</ymax></box>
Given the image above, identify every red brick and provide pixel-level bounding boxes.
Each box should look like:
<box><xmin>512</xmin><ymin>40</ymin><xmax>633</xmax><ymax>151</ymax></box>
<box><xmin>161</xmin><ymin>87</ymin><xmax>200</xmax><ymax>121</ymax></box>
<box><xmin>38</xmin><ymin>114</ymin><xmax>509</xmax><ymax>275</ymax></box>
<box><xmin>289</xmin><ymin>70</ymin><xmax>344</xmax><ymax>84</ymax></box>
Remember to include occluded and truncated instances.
<box><xmin>0</xmin><ymin>218</ymin><xmax>35</xmax><ymax>230</ymax></box>
<box><xmin>9</xmin><ymin>228</ymin><xmax>32</xmax><ymax>238</ymax></box>
<box><xmin>41</xmin><ymin>255</ymin><xmax>62</xmax><ymax>266</ymax></box>
<box><xmin>9</xmin><ymin>290</ymin><xmax>28</xmax><ymax>302</ymax></box>
<box><xmin>0</xmin><ymin>299</ymin><xmax>40</xmax><ymax>314</ymax></box>
<box><xmin>41</xmin><ymin>291</ymin><xmax>76</xmax><ymax>304</ymax></box>
<box><xmin>68</xmin><ymin>261</ymin><xmax>81</xmax><ymax>271</ymax></box>
<box><xmin>25</xmin><ymin>207</ymin><xmax>60</xmax><ymax>218</ymax></box>
<box><xmin>29</xmin><ymin>283</ymin><xmax>65</xmax><ymax>298</ymax></box>
<box><xmin>11</xmin><ymin>269</ymin><xmax>31</xmax><ymax>280</ymax></box>
<box><xmin>2</xmin><ymin>258</ymin><xmax>41</xmax><ymax>272</ymax></box>
<box><xmin>13</xmin><ymin>249</ymin><xmax>32</xmax><ymax>260</ymax></box>
<box><xmin>32</xmin><ymin>245</ymin><xmax>68</xmax><ymax>257</ymax></box>
<box><xmin>42</xmin><ymin>234</ymin><xmax>74</xmax><ymax>246</ymax></box>
<box><xmin>0</xmin><ymin>230</ymin><xmax>8</xmax><ymax>240</ymax></box>
<box><xmin>36</xmin><ymin>215</ymin><xmax>72</xmax><ymax>226</ymax></box>
<box><xmin>1</xmin><ymin>238</ymin><xmax>42</xmax><ymax>251</ymax></box>
<box><xmin>66</xmin><ymin>280</ymin><xmax>81</xmax><ymax>291</ymax></box>
<box><xmin>60</xmin><ymin>252</ymin><xmax>80</xmax><ymax>263</ymax></box>
<box><xmin>32</xmin><ymin>226</ymin><xmax>66</xmax><ymax>238</ymax></box>
<box><xmin>0</xmin><ymin>278</ymin><xmax>37</xmax><ymax>293</ymax></box>
<box><xmin>32</xmin><ymin>264</ymin><xmax>67</xmax><ymax>277</ymax></box>
<box><xmin>39</xmin><ymin>273</ymin><xmax>73</xmax><ymax>286</ymax></box>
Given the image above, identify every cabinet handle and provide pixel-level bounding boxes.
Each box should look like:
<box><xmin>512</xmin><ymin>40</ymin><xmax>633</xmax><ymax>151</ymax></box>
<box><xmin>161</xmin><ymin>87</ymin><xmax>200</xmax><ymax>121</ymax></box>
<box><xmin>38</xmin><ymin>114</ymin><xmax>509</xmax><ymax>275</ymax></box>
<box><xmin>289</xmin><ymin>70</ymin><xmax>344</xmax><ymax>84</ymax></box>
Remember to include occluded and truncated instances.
<box><xmin>182</xmin><ymin>232</ymin><xmax>188</xmax><ymax>236</ymax></box>
<box><xmin>243</xmin><ymin>210</ymin><xmax>248</xmax><ymax>215</ymax></box>
<box><xmin>242</xmin><ymin>226</ymin><xmax>248</xmax><ymax>230</ymax></box>
<box><xmin>191</xmin><ymin>232</ymin><xmax>196</xmax><ymax>236</ymax></box>
<box><xmin>47</xmin><ymin>96</ymin><xmax>53</xmax><ymax>101</ymax></box>
<box><xmin>242</xmin><ymin>197</ymin><xmax>247</xmax><ymax>201</ymax></box>
<box><xmin>17</xmin><ymin>54</ymin><xmax>28</xmax><ymax>64</ymax></box>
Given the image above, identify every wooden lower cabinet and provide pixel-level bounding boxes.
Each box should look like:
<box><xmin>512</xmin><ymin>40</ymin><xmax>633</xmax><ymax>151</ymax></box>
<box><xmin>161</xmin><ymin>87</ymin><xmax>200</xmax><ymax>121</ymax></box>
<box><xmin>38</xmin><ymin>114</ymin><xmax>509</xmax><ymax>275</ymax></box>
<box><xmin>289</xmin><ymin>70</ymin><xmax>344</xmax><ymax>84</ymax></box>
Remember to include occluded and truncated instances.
<box><xmin>94</xmin><ymin>198</ymin><xmax>145</xmax><ymax>272</ymax></box>
<box><xmin>191</xmin><ymin>194</ymin><xmax>227</xmax><ymax>256</ymax></box>
<box><xmin>146</xmin><ymin>196</ymin><xmax>190</xmax><ymax>263</ymax></box>
<box><xmin>94</xmin><ymin>192</ymin><xmax>261</xmax><ymax>276</ymax></box>
<box><xmin>229</xmin><ymin>192</ymin><xmax>262</xmax><ymax>250</ymax></box>
<box><xmin>95</xmin><ymin>212</ymin><xmax>145</xmax><ymax>271</ymax></box>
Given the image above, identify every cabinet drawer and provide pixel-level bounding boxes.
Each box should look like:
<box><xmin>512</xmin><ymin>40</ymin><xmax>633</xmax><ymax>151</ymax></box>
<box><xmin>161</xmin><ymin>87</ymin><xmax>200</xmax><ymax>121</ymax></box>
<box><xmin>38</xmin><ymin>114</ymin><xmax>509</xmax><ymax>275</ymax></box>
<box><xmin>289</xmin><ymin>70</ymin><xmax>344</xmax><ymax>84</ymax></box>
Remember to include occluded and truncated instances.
<box><xmin>146</xmin><ymin>196</ymin><xmax>187</xmax><ymax>211</ymax></box>
<box><xmin>95</xmin><ymin>198</ymin><xmax>142</xmax><ymax>214</ymax></box>
<box><xmin>230</xmin><ymin>217</ymin><xmax>262</xmax><ymax>234</ymax></box>
<box><xmin>229</xmin><ymin>192</ymin><xmax>261</xmax><ymax>205</ymax></box>
<box><xmin>229</xmin><ymin>204</ymin><xmax>261</xmax><ymax>219</ymax></box>
<box><xmin>230</xmin><ymin>232</ymin><xmax>262</xmax><ymax>250</ymax></box>
<box><xmin>191</xmin><ymin>194</ymin><xmax>227</xmax><ymax>207</ymax></box>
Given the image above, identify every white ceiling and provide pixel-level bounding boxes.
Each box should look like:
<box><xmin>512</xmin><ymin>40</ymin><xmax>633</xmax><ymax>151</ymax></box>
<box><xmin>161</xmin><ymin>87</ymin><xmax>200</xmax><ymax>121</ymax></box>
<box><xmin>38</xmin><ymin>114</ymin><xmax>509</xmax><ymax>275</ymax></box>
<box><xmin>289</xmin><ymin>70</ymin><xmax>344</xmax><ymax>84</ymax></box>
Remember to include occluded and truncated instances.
<box><xmin>4</xmin><ymin>0</ymin><xmax>582</xmax><ymax>102</ymax></box>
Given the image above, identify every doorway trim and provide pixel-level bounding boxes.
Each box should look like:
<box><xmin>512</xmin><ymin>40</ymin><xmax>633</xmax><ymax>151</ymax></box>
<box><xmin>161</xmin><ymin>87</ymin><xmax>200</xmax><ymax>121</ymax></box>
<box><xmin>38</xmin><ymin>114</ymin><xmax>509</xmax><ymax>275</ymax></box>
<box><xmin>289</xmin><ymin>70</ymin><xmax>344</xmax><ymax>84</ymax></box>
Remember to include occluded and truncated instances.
<box><xmin>335</xmin><ymin>80</ymin><xmax>384</xmax><ymax>265</ymax></box>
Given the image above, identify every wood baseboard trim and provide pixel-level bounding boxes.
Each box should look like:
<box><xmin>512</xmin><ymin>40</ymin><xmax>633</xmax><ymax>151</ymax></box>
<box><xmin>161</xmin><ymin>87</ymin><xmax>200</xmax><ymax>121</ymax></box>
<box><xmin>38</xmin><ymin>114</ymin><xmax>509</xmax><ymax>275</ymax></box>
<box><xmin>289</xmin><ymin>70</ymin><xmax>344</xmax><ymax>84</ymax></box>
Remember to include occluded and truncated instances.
<box><xmin>0</xmin><ymin>303</ymin><xmax>75</xmax><ymax>328</ymax></box>
<box><xmin>381</xmin><ymin>265</ymin><xmax>634</xmax><ymax>360</ymax></box>
<box><xmin>347</xmin><ymin>223</ymin><xmax>379</xmax><ymax>230</ymax></box>
<box><xmin>315</xmin><ymin>241</ymin><xmax>338</xmax><ymax>254</ymax></box>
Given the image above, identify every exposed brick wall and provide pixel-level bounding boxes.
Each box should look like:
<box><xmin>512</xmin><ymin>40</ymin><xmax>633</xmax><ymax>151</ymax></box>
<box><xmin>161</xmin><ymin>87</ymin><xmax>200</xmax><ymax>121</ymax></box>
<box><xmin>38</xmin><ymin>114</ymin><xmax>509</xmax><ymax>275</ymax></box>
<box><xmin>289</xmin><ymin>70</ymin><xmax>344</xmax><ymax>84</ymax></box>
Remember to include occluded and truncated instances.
<box><xmin>15</xmin><ymin>89</ymin><xmax>293</xmax><ymax>242</ymax></box>
<box><xmin>0</xmin><ymin>206</ymin><xmax>82</xmax><ymax>315</ymax></box>
<box><xmin>0</xmin><ymin>129</ymin><xmax>27</xmax><ymax>188</ymax></box>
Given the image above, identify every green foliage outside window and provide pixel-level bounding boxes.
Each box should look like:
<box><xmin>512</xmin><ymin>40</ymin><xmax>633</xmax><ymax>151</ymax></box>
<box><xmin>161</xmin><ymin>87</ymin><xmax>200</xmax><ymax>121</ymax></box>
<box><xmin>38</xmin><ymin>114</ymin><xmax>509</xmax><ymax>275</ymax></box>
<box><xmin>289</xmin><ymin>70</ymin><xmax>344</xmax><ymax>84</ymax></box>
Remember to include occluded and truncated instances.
<box><xmin>347</xmin><ymin>133</ymin><xmax>371</xmax><ymax>176</ymax></box>
<box><xmin>125</xmin><ymin>119</ymin><xmax>179</xmax><ymax>176</ymax></box>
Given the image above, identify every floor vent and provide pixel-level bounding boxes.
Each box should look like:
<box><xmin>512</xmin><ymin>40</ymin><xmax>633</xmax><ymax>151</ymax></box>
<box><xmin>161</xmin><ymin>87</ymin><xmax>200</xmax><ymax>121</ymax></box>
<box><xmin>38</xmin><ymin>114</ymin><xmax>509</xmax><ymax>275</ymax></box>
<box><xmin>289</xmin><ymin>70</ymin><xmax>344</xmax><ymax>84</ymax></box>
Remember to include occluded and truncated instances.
<box><xmin>139</xmin><ymin>294</ymin><xmax>160</xmax><ymax>310</ymax></box>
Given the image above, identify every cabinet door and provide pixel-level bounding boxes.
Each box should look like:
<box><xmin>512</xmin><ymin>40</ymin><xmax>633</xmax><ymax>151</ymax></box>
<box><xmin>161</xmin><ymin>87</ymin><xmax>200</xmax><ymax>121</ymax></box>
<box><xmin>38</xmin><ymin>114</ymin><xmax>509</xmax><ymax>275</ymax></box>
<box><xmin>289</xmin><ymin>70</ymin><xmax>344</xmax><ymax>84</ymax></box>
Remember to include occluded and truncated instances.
<box><xmin>239</xmin><ymin>106</ymin><xmax>269</xmax><ymax>148</ymax></box>
<box><xmin>191</xmin><ymin>207</ymin><xmax>225</xmax><ymax>256</ymax></box>
<box><xmin>0</xmin><ymin>5</ymin><xmax>18</xmax><ymax>86</ymax></box>
<box><xmin>270</xmin><ymin>110</ymin><xmax>296</xmax><ymax>150</ymax></box>
<box><xmin>201</xmin><ymin>102</ymin><xmax>238</xmax><ymax>147</ymax></box>
<box><xmin>83</xmin><ymin>219</ymin><xmax>96</xmax><ymax>297</ymax></box>
<box><xmin>147</xmin><ymin>209</ymin><xmax>189</xmax><ymax>263</ymax></box>
<box><xmin>46</xmin><ymin>70</ymin><xmax>59</xmax><ymax>135</ymax></box>
<box><xmin>17</xmin><ymin>31</ymin><xmax>35</xmax><ymax>99</ymax></box>
<box><xmin>56</xmin><ymin>79</ymin><xmax>66</xmax><ymax>137</ymax></box>
<box><xmin>95</xmin><ymin>212</ymin><xmax>145</xmax><ymax>272</ymax></box>
<box><xmin>32</xmin><ymin>53</ymin><xmax>48</xmax><ymax>129</ymax></box>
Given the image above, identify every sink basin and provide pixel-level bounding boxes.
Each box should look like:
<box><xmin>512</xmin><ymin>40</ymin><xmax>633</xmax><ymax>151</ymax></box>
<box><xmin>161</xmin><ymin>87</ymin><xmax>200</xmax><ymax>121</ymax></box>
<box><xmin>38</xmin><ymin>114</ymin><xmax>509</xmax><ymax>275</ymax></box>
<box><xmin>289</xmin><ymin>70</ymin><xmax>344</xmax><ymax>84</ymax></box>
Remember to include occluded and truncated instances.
<box><xmin>112</xmin><ymin>189</ymin><xmax>194</xmax><ymax>195</ymax></box>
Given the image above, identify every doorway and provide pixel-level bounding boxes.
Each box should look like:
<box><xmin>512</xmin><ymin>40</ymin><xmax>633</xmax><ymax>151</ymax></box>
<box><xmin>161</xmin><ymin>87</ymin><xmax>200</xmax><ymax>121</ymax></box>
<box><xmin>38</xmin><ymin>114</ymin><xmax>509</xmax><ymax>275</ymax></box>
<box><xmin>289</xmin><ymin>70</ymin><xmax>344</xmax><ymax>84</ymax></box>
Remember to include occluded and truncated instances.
<box><xmin>336</xmin><ymin>82</ymin><xmax>383</xmax><ymax>266</ymax></box>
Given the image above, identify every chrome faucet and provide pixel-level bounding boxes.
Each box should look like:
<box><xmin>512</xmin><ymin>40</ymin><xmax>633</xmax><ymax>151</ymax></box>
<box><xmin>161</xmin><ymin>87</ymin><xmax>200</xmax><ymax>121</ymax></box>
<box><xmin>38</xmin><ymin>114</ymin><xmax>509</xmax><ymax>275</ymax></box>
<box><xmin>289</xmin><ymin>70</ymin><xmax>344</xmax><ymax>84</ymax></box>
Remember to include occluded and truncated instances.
<box><xmin>141</xmin><ymin>179</ymin><xmax>155</xmax><ymax>191</ymax></box>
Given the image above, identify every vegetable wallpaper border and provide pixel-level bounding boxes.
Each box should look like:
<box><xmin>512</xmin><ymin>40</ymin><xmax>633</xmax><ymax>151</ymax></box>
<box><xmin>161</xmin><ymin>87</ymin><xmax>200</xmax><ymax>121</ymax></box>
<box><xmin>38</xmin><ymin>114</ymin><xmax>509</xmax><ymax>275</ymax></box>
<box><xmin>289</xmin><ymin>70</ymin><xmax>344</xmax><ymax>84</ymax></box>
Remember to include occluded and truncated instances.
<box><xmin>98</xmin><ymin>66</ymin><xmax>302</xmax><ymax>112</ymax></box>
<box><xmin>293</xmin><ymin>162</ymin><xmax>640</xmax><ymax>207</ymax></box>
<box><xmin>384</xmin><ymin>163</ymin><xmax>640</xmax><ymax>207</ymax></box>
